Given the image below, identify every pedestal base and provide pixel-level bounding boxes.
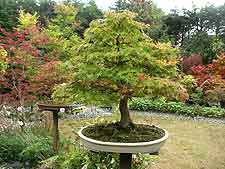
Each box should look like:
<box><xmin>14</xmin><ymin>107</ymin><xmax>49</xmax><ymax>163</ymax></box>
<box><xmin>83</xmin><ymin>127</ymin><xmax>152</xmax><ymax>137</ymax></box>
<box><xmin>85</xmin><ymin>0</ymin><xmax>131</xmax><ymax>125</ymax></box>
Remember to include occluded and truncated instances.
<box><xmin>120</xmin><ymin>153</ymin><xmax>132</xmax><ymax>169</ymax></box>
<box><xmin>37</xmin><ymin>103</ymin><xmax>74</xmax><ymax>154</ymax></box>
<box><xmin>52</xmin><ymin>111</ymin><xmax>59</xmax><ymax>154</ymax></box>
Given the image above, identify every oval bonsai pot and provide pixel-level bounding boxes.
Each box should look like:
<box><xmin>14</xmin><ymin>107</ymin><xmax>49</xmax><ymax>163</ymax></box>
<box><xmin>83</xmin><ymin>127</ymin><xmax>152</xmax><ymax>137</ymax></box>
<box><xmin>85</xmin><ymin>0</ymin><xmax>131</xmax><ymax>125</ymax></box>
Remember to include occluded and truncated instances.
<box><xmin>78</xmin><ymin>125</ymin><xmax>168</xmax><ymax>154</ymax></box>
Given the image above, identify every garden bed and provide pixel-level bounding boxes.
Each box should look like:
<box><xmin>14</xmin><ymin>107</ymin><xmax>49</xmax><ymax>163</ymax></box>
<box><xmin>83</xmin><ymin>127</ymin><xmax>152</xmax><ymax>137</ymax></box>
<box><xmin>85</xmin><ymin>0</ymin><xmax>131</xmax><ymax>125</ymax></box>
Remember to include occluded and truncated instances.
<box><xmin>130</xmin><ymin>98</ymin><xmax>225</xmax><ymax>118</ymax></box>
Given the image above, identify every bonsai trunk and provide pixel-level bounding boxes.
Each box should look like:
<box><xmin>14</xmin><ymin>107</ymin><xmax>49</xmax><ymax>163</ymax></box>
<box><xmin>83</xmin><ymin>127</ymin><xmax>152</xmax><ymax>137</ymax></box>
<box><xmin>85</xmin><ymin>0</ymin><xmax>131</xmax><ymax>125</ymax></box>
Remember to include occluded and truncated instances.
<box><xmin>119</xmin><ymin>96</ymin><xmax>132</xmax><ymax>128</ymax></box>
<box><xmin>220</xmin><ymin>100</ymin><xmax>225</xmax><ymax>109</ymax></box>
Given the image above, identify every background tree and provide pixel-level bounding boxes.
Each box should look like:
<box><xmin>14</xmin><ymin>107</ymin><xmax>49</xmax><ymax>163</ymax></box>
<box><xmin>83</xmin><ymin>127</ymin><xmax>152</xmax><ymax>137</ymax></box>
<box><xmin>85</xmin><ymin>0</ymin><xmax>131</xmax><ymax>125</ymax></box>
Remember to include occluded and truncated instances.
<box><xmin>0</xmin><ymin>0</ymin><xmax>55</xmax><ymax>30</ymax></box>
<box><xmin>53</xmin><ymin>11</ymin><xmax>188</xmax><ymax>127</ymax></box>
<box><xmin>162</xmin><ymin>4</ymin><xmax>225</xmax><ymax>65</ymax></box>
<box><xmin>112</xmin><ymin>0</ymin><xmax>154</xmax><ymax>24</ymax></box>
<box><xmin>0</xmin><ymin>0</ymin><xmax>19</xmax><ymax>30</ymax></box>
<box><xmin>75</xmin><ymin>0</ymin><xmax>103</xmax><ymax>37</ymax></box>
<box><xmin>182</xmin><ymin>53</ymin><xmax>203</xmax><ymax>74</ymax></box>
<box><xmin>192</xmin><ymin>53</ymin><xmax>225</xmax><ymax>105</ymax></box>
<box><xmin>44</xmin><ymin>4</ymin><xmax>81</xmax><ymax>61</ymax></box>
<box><xmin>38</xmin><ymin>0</ymin><xmax>56</xmax><ymax>26</ymax></box>
<box><xmin>47</xmin><ymin>4</ymin><xmax>78</xmax><ymax>39</ymax></box>
<box><xmin>145</xmin><ymin>3</ymin><xmax>168</xmax><ymax>42</ymax></box>
<box><xmin>111</xmin><ymin>0</ymin><xmax>166</xmax><ymax>41</ymax></box>
<box><xmin>111</xmin><ymin>0</ymin><xmax>129</xmax><ymax>11</ymax></box>
<box><xmin>0</xmin><ymin>11</ymin><xmax>49</xmax><ymax>106</ymax></box>
<box><xmin>31</xmin><ymin>61</ymin><xmax>67</xmax><ymax>100</ymax></box>
<box><xmin>0</xmin><ymin>29</ymin><xmax>40</xmax><ymax>106</ymax></box>
<box><xmin>30</xmin><ymin>4</ymin><xmax>80</xmax><ymax>101</ymax></box>
<box><xmin>163</xmin><ymin>9</ymin><xmax>191</xmax><ymax>46</ymax></box>
<box><xmin>0</xmin><ymin>47</ymin><xmax>8</xmax><ymax>73</ymax></box>
<box><xmin>17</xmin><ymin>10</ymin><xmax>39</xmax><ymax>31</ymax></box>
<box><xmin>182</xmin><ymin>31</ymin><xmax>224</xmax><ymax>64</ymax></box>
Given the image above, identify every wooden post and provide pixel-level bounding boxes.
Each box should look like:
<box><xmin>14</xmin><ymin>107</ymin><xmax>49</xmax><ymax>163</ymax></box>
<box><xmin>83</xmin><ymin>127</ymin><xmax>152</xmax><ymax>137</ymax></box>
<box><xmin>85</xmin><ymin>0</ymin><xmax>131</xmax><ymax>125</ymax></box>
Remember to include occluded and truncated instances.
<box><xmin>48</xmin><ymin>111</ymin><xmax>53</xmax><ymax>131</ymax></box>
<box><xmin>119</xmin><ymin>153</ymin><xmax>132</xmax><ymax>169</ymax></box>
<box><xmin>42</xmin><ymin>111</ymin><xmax>53</xmax><ymax>131</ymax></box>
<box><xmin>52</xmin><ymin>110</ymin><xmax>59</xmax><ymax>154</ymax></box>
<box><xmin>37</xmin><ymin>103</ymin><xmax>71</xmax><ymax>154</ymax></box>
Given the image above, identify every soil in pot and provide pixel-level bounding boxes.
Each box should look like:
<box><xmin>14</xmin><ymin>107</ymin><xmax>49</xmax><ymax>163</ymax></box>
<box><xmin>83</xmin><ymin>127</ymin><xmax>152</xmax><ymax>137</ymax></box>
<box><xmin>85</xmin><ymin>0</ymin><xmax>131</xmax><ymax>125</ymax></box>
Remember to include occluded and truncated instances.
<box><xmin>82</xmin><ymin>123</ymin><xmax>165</xmax><ymax>143</ymax></box>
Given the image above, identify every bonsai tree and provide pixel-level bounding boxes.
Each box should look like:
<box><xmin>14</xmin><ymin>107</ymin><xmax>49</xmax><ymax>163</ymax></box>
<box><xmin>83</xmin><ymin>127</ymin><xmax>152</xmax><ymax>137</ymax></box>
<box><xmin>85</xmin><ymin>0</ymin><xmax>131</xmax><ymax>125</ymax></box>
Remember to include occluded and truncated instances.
<box><xmin>53</xmin><ymin>11</ymin><xmax>188</xmax><ymax>128</ymax></box>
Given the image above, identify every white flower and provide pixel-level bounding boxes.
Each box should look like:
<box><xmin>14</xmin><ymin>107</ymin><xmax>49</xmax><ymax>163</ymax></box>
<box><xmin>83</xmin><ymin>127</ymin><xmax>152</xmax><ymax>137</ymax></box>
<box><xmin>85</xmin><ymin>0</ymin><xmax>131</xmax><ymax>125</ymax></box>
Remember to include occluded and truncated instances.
<box><xmin>60</xmin><ymin>108</ymin><xmax>65</xmax><ymax>113</ymax></box>
<box><xmin>17</xmin><ymin>106</ymin><xmax>24</xmax><ymax>112</ymax></box>
<box><xmin>110</xmin><ymin>158</ymin><xmax>115</xmax><ymax>164</ymax></box>
<box><xmin>6</xmin><ymin>111</ymin><xmax>11</xmax><ymax>116</ymax></box>
<box><xmin>81</xmin><ymin>164</ymin><xmax>88</xmax><ymax>169</ymax></box>
<box><xmin>18</xmin><ymin>121</ymin><xmax>24</xmax><ymax>126</ymax></box>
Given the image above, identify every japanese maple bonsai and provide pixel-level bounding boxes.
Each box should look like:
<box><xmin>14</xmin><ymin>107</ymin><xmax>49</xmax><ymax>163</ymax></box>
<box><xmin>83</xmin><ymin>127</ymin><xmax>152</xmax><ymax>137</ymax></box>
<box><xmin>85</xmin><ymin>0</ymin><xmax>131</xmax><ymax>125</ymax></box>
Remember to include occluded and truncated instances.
<box><xmin>53</xmin><ymin>11</ymin><xmax>188</xmax><ymax>168</ymax></box>
<box><xmin>54</xmin><ymin>11</ymin><xmax>187</xmax><ymax>128</ymax></box>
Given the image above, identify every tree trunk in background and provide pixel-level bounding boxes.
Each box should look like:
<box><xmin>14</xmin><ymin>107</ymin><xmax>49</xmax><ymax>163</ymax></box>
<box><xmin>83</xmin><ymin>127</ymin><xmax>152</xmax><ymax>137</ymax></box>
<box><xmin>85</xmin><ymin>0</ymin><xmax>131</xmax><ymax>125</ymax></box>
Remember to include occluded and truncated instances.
<box><xmin>119</xmin><ymin>96</ymin><xmax>132</xmax><ymax>128</ymax></box>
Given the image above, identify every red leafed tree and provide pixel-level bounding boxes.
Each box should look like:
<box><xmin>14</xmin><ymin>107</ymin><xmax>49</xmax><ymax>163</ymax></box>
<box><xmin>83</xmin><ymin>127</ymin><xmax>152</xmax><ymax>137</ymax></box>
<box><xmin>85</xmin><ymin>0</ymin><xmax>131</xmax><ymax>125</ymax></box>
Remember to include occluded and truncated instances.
<box><xmin>31</xmin><ymin>60</ymin><xmax>68</xmax><ymax>100</ymax></box>
<box><xmin>182</xmin><ymin>53</ymin><xmax>203</xmax><ymax>74</ymax></box>
<box><xmin>0</xmin><ymin>9</ymin><xmax>71</xmax><ymax>107</ymax></box>
<box><xmin>192</xmin><ymin>53</ymin><xmax>225</xmax><ymax>103</ymax></box>
<box><xmin>0</xmin><ymin>27</ymin><xmax>45</xmax><ymax>106</ymax></box>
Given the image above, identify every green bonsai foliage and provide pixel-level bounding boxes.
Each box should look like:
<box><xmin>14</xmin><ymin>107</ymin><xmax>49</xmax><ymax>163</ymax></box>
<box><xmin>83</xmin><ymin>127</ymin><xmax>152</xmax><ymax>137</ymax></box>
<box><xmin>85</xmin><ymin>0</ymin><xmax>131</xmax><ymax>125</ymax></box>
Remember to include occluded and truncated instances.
<box><xmin>53</xmin><ymin>11</ymin><xmax>188</xmax><ymax>127</ymax></box>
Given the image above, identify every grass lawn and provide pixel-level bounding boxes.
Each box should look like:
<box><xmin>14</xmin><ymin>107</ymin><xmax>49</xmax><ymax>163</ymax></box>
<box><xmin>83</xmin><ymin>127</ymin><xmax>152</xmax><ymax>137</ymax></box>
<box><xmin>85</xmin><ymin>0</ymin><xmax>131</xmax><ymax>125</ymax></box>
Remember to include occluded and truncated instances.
<box><xmin>59</xmin><ymin>114</ymin><xmax>225</xmax><ymax>169</ymax></box>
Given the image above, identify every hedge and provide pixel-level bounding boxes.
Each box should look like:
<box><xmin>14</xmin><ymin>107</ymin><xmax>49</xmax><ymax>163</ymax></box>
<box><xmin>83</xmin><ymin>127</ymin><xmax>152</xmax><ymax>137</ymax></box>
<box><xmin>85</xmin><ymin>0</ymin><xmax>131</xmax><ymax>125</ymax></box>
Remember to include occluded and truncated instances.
<box><xmin>129</xmin><ymin>98</ymin><xmax>225</xmax><ymax>118</ymax></box>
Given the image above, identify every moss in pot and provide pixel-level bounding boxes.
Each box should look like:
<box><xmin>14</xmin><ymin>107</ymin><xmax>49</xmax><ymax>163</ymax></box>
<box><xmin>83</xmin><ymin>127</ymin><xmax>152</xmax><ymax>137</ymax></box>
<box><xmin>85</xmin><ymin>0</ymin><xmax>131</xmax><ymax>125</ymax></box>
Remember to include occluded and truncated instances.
<box><xmin>82</xmin><ymin>123</ymin><xmax>165</xmax><ymax>143</ymax></box>
<box><xmin>53</xmin><ymin>11</ymin><xmax>188</xmax><ymax>169</ymax></box>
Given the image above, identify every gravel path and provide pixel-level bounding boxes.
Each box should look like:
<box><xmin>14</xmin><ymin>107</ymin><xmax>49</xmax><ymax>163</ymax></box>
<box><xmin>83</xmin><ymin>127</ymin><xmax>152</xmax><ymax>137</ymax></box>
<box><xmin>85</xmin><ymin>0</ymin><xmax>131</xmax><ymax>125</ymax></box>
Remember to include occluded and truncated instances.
<box><xmin>64</xmin><ymin>108</ymin><xmax>225</xmax><ymax>125</ymax></box>
<box><xmin>1</xmin><ymin>109</ymin><xmax>225</xmax><ymax>132</ymax></box>
<box><xmin>131</xmin><ymin>110</ymin><xmax>225</xmax><ymax>125</ymax></box>
<box><xmin>64</xmin><ymin>107</ymin><xmax>225</xmax><ymax>125</ymax></box>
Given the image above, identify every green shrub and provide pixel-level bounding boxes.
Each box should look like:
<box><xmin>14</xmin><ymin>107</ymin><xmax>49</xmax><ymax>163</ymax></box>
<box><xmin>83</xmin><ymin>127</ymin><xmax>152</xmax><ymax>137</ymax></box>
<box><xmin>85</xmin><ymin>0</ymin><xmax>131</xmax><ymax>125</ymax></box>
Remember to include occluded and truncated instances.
<box><xmin>130</xmin><ymin>97</ymin><xmax>225</xmax><ymax>118</ymax></box>
<box><xmin>179</xmin><ymin>75</ymin><xmax>204</xmax><ymax>105</ymax></box>
<box><xmin>42</xmin><ymin>148</ymin><xmax>157</xmax><ymax>169</ymax></box>
<box><xmin>0</xmin><ymin>133</ymin><xmax>26</xmax><ymax>163</ymax></box>
<box><xmin>0</xmin><ymin>127</ymin><xmax>54</xmax><ymax>166</ymax></box>
<box><xmin>20</xmin><ymin>135</ymin><xmax>53</xmax><ymax>166</ymax></box>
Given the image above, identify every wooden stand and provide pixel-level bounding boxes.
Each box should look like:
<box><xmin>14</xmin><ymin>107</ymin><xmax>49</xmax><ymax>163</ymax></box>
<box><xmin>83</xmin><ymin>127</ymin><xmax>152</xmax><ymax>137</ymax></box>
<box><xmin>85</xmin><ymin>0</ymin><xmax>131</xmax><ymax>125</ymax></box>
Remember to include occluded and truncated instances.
<box><xmin>119</xmin><ymin>153</ymin><xmax>132</xmax><ymax>169</ymax></box>
<box><xmin>52</xmin><ymin>110</ymin><xmax>59</xmax><ymax>154</ymax></box>
<box><xmin>37</xmin><ymin>103</ymin><xmax>73</xmax><ymax>154</ymax></box>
